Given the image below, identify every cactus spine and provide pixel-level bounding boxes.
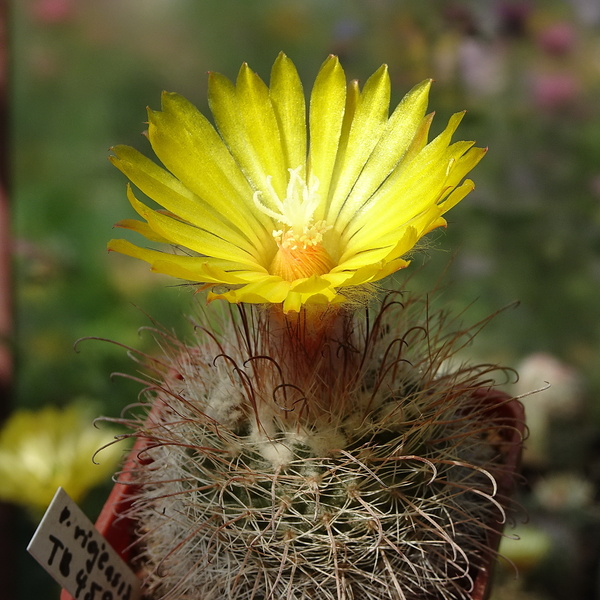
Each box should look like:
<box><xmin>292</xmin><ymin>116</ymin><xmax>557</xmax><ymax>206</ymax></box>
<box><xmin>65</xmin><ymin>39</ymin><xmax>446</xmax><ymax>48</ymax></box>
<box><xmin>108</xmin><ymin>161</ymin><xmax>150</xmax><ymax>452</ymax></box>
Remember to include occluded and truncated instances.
<box><xmin>118</xmin><ymin>291</ymin><xmax>518</xmax><ymax>600</ymax></box>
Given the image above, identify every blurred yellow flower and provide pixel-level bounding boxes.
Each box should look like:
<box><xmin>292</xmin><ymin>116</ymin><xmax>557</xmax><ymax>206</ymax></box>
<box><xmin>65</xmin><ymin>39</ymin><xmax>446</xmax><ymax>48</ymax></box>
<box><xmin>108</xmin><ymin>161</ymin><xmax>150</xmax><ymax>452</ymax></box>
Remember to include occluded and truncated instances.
<box><xmin>109</xmin><ymin>53</ymin><xmax>485</xmax><ymax>312</ymax></box>
<box><xmin>0</xmin><ymin>403</ymin><xmax>123</xmax><ymax>515</ymax></box>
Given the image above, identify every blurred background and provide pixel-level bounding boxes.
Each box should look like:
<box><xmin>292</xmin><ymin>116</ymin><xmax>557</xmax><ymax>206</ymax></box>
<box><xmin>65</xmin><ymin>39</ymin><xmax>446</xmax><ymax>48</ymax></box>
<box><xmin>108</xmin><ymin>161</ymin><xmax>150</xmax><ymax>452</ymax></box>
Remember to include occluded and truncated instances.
<box><xmin>7</xmin><ymin>0</ymin><xmax>600</xmax><ymax>598</ymax></box>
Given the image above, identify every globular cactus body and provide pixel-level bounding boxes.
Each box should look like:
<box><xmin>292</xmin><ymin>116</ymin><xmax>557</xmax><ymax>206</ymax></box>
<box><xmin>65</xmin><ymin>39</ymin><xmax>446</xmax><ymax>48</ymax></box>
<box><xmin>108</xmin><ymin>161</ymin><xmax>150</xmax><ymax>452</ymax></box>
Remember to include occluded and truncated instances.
<box><xmin>121</xmin><ymin>292</ymin><xmax>518</xmax><ymax>600</ymax></box>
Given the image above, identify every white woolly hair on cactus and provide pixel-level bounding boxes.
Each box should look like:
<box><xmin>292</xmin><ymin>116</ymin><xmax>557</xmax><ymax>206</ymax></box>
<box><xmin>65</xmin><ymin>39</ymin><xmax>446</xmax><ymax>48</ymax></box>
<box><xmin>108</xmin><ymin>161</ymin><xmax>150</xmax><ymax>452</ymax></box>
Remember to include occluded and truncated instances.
<box><xmin>104</xmin><ymin>289</ymin><xmax>521</xmax><ymax>600</ymax></box>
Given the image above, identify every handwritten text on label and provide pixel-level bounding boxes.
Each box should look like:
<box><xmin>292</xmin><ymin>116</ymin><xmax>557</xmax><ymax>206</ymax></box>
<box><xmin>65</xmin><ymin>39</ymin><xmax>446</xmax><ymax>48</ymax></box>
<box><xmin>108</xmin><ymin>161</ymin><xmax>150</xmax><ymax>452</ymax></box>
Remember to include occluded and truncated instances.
<box><xmin>27</xmin><ymin>487</ymin><xmax>140</xmax><ymax>600</ymax></box>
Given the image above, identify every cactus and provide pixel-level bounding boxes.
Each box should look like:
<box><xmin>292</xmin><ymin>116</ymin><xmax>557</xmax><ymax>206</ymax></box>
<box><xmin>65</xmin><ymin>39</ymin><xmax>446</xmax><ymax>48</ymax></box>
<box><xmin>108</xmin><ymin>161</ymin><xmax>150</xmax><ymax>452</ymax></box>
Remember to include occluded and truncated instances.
<box><xmin>104</xmin><ymin>54</ymin><xmax>519</xmax><ymax>599</ymax></box>
<box><xmin>115</xmin><ymin>291</ymin><xmax>518</xmax><ymax>600</ymax></box>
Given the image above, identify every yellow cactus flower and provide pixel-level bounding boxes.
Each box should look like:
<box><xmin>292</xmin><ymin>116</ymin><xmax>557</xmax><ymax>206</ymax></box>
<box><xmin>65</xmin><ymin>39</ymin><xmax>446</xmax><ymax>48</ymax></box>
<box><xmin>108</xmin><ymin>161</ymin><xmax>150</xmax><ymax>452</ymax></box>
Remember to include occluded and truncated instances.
<box><xmin>0</xmin><ymin>403</ymin><xmax>123</xmax><ymax>515</ymax></box>
<box><xmin>109</xmin><ymin>53</ymin><xmax>485</xmax><ymax>313</ymax></box>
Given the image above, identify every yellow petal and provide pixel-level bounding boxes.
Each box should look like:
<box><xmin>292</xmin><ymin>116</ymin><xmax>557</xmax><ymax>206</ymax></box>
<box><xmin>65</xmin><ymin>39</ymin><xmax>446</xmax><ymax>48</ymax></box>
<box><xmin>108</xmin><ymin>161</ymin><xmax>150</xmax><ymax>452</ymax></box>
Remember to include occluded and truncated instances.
<box><xmin>373</xmin><ymin>211</ymin><xmax>445</xmax><ymax>261</ymax></box>
<box><xmin>338</xmin><ymin>226</ymin><xmax>419</xmax><ymax>268</ymax></box>
<box><xmin>328</xmin><ymin>78</ymin><xmax>360</xmax><ymax>207</ymax></box>
<box><xmin>439</xmin><ymin>179</ymin><xmax>476</xmax><ymax>213</ymax></box>
<box><xmin>333</xmin><ymin>79</ymin><xmax>432</xmax><ymax>234</ymax></box>
<box><xmin>309</xmin><ymin>55</ymin><xmax>347</xmax><ymax>221</ymax></box>
<box><xmin>398</xmin><ymin>111</ymin><xmax>436</xmax><ymax>168</ymax></box>
<box><xmin>324</xmin><ymin>256</ymin><xmax>410</xmax><ymax>288</ymax></box>
<box><xmin>209</xmin><ymin>277</ymin><xmax>292</xmax><ymax>304</ymax></box>
<box><xmin>269</xmin><ymin>52</ymin><xmax>307</xmax><ymax>173</ymax></box>
<box><xmin>108</xmin><ymin>238</ymin><xmax>264</xmax><ymax>280</ymax></box>
<box><xmin>443</xmin><ymin>147</ymin><xmax>487</xmax><ymax>192</ymax></box>
<box><xmin>327</xmin><ymin>65</ymin><xmax>391</xmax><ymax>225</ymax></box>
<box><xmin>148</xmin><ymin>92</ymin><xmax>274</xmax><ymax>251</ymax></box>
<box><xmin>305</xmin><ymin>291</ymin><xmax>346</xmax><ymax>305</ymax></box>
<box><xmin>236</xmin><ymin>63</ymin><xmax>288</xmax><ymax>197</ymax></box>
<box><xmin>209</xmin><ymin>68</ymin><xmax>286</xmax><ymax>207</ymax></box>
<box><xmin>289</xmin><ymin>274</ymin><xmax>331</xmax><ymax>294</ymax></box>
<box><xmin>342</xmin><ymin>112</ymin><xmax>476</xmax><ymax>251</ymax></box>
<box><xmin>113</xmin><ymin>218</ymin><xmax>172</xmax><ymax>244</ymax></box>
<box><xmin>368</xmin><ymin>258</ymin><xmax>411</xmax><ymax>283</ymax></box>
<box><xmin>151</xmin><ymin>259</ymin><xmax>262</xmax><ymax>285</ymax></box>
<box><xmin>282</xmin><ymin>291</ymin><xmax>302</xmax><ymax>313</ymax></box>
<box><xmin>284</xmin><ymin>288</ymin><xmax>344</xmax><ymax>313</ymax></box>
<box><xmin>125</xmin><ymin>186</ymin><xmax>261</xmax><ymax>268</ymax></box>
<box><xmin>111</xmin><ymin>146</ymin><xmax>261</xmax><ymax>258</ymax></box>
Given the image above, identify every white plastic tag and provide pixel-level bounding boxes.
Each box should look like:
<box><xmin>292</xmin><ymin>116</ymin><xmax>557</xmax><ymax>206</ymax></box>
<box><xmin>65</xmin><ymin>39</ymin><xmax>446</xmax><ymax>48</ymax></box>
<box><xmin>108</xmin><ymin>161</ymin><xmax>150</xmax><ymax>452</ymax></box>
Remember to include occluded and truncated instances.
<box><xmin>27</xmin><ymin>487</ymin><xmax>141</xmax><ymax>600</ymax></box>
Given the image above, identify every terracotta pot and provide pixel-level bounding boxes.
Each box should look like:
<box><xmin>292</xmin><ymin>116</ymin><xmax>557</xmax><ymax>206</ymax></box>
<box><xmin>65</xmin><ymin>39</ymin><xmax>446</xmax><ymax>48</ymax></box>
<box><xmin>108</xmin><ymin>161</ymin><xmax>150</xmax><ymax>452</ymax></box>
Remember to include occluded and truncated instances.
<box><xmin>470</xmin><ymin>388</ymin><xmax>525</xmax><ymax>600</ymax></box>
<box><xmin>61</xmin><ymin>389</ymin><xmax>525</xmax><ymax>600</ymax></box>
<box><xmin>59</xmin><ymin>433</ymin><xmax>147</xmax><ymax>600</ymax></box>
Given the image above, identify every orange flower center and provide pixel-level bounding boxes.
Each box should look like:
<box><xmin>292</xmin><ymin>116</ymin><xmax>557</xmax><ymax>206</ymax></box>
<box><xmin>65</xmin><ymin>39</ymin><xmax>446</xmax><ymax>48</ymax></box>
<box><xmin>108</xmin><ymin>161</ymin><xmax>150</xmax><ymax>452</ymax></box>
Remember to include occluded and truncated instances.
<box><xmin>270</xmin><ymin>236</ymin><xmax>334</xmax><ymax>281</ymax></box>
<box><xmin>254</xmin><ymin>166</ymin><xmax>335</xmax><ymax>281</ymax></box>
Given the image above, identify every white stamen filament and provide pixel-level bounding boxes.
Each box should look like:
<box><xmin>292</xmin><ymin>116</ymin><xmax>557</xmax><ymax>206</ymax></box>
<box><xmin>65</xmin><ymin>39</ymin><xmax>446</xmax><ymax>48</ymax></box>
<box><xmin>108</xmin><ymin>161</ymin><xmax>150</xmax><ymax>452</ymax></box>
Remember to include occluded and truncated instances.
<box><xmin>254</xmin><ymin>167</ymin><xmax>332</xmax><ymax>250</ymax></box>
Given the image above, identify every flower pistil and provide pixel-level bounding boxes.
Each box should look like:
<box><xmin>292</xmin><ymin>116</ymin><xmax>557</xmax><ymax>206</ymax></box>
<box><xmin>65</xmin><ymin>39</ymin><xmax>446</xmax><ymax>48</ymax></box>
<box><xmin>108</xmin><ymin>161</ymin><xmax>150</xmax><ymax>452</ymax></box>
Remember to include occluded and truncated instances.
<box><xmin>254</xmin><ymin>166</ymin><xmax>334</xmax><ymax>281</ymax></box>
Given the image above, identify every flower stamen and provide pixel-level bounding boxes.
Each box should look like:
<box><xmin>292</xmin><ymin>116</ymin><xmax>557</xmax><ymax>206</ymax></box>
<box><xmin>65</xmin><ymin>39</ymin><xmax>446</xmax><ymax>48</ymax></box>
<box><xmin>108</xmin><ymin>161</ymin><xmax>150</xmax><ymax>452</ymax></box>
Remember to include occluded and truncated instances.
<box><xmin>254</xmin><ymin>167</ymin><xmax>334</xmax><ymax>281</ymax></box>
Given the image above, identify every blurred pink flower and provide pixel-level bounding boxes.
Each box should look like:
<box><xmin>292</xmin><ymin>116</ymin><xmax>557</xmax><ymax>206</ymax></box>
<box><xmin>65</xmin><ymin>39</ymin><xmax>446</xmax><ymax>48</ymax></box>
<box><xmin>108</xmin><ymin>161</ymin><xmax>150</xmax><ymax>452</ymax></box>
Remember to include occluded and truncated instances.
<box><xmin>31</xmin><ymin>0</ymin><xmax>74</xmax><ymax>24</ymax></box>
<box><xmin>534</xmin><ymin>473</ymin><xmax>594</xmax><ymax>511</ymax></box>
<box><xmin>537</xmin><ymin>23</ymin><xmax>576</xmax><ymax>56</ymax></box>
<box><xmin>517</xmin><ymin>352</ymin><xmax>582</xmax><ymax>418</ymax></box>
<box><xmin>589</xmin><ymin>174</ymin><xmax>600</xmax><ymax>199</ymax></box>
<box><xmin>531</xmin><ymin>72</ymin><xmax>580</xmax><ymax>111</ymax></box>
<box><xmin>516</xmin><ymin>352</ymin><xmax>582</xmax><ymax>466</ymax></box>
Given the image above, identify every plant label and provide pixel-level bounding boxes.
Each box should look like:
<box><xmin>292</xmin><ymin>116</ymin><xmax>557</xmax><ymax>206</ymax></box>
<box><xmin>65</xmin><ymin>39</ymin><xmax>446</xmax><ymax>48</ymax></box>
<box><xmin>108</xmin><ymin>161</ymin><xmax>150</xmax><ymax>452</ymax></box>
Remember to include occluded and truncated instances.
<box><xmin>27</xmin><ymin>487</ymin><xmax>141</xmax><ymax>600</ymax></box>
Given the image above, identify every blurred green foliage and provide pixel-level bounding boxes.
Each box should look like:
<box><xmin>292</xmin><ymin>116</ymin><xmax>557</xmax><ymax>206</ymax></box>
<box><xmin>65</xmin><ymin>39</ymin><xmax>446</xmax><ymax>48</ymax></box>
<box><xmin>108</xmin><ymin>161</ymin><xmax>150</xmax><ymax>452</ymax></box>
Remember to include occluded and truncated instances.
<box><xmin>11</xmin><ymin>0</ymin><xmax>600</xmax><ymax>598</ymax></box>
